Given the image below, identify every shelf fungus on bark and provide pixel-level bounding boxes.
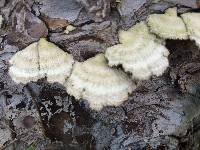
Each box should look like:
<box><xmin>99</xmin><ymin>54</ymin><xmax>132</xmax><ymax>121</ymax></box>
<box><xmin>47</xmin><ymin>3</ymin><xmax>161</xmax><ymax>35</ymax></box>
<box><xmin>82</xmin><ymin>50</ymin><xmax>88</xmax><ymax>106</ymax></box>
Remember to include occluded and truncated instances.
<box><xmin>38</xmin><ymin>38</ymin><xmax>74</xmax><ymax>84</ymax></box>
<box><xmin>9</xmin><ymin>42</ymin><xmax>40</xmax><ymax>84</ymax></box>
<box><xmin>65</xmin><ymin>54</ymin><xmax>136</xmax><ymax>110</ymax></box>
<box><xmin>105</xmin><ymin>22</ymin><xmax>169</xmax><ymax>80</ymax></box>
<box><xmin>9</xmin><ymin>38</ymin><xmax>74</xmax><ymax>84</ymax></box>
<box><xmin>181</xmin><ymin>13</ymin><xmax>200</xmax><ymax>48</ymax></box>
<box><xmin>147</xmin><ymin>7</ymin><xmax>188</xmax><ymax>40</ymax></box>
<box><xmin>118</xmin><ymin>21</ymin><xmax>156</xmax><ymax>44</ymax></box>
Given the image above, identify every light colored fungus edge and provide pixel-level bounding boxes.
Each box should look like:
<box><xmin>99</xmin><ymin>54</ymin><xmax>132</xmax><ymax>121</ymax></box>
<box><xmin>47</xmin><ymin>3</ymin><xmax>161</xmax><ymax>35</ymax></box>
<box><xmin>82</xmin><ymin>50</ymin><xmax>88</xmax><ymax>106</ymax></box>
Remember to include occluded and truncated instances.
<box><xmin>147</xmin><ymin>7</ymin><xmax>188</xmax><ymax>40</ymax></box>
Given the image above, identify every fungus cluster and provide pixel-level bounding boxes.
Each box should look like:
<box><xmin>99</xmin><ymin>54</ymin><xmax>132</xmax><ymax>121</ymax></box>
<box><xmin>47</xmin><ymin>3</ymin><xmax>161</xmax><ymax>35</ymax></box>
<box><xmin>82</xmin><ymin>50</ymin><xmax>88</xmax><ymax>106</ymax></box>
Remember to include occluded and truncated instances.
<box><xmin>8</xmin><ymin>8</ymin><xmax>200</xmax><ymax>110</ymax></box>
<box><xmin>9</xmin><ymin>42</ymin><xmax>135</xmax><ymax>110</ymax></box>
<box><xmin>105</xmin><ymin>22</ymin><xmax>169</xmax><ymax>80</ymax></box>
<box><xmin>106</xmin><ymin>7</ymin><xmax>200</xmax><ymax>82</ymax></box>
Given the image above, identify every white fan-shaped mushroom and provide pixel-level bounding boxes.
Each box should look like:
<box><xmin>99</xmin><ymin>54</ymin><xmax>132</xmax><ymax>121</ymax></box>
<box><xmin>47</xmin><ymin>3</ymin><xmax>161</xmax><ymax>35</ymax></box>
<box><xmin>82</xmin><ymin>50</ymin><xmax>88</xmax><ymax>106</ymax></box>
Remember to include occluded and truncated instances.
<box><xmin>105</xmin><ymin>22</ymin><xmax>170</xmax><ymax>80</ymax></box>
<box><xmin>38</xmin><ymin>38</ymin><xmax>74</xmax><ymax>84</ymax></box>
<box><xmin>9</xmin><ymin>38</ymin><xmax>74</xmax><ymax>84</ymax></box>
<box><xmin>65</xmin><ymin>54</ymin><xmax>136</xmax><ymax>110</ymax></box>
<box><xmin>181</xmin><ymin>13</ymin><xmax>200</xmax><ymax>48</ymax></box>
<box><xmin>9</xmin><ymin>42</ymin><xmax>40</xmax><ymax>84</ymax></box>
<box><xmin>147</xmin><ymin>7</ymin><xmax>188</xmax><ymax>39</ymax></box>
<box><xmin>119</xmin><ymin>21</ymin><xmax>155</xmax><ymax>44</ymax></box>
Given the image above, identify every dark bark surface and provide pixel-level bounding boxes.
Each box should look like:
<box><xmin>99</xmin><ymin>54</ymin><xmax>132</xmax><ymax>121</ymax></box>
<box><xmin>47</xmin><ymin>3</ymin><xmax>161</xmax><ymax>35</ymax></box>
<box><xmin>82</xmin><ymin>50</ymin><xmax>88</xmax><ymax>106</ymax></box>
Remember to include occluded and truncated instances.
<box><xmin>0</xmin><ymin>0</ymin><xmax>200</xmax><ymax>150</ymax></box>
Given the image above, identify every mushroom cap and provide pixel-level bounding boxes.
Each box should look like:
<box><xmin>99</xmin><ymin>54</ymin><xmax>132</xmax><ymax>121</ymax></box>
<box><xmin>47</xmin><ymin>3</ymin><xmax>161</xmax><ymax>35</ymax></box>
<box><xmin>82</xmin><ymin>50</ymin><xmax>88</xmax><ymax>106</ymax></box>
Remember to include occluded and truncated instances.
<box><xmin>105</xmin><ymin>21</ymin><xmax>169</xmax><ymax>80</ymax></box>
<box><xmin>147</xmin><ymin>7</ymin><xmax>188</xmax><ymax>40</ymax></box>
<box><xmin>38</xmin><ymin>38</ymin><xmax>74</xmax><ymax>84</ymax></box>
<box><xmin>65</xmin><ymin>54</ymin><xmax>136</xmax><ymax>110</ymax></box>
<box><xmin>119</xmin><ymin>21</ymin><xmax>155</xmax><ymax>44</ymax></box>
<box><xmin>9</xmin><ymin>42</ymin><xmax>40</xmax><ymax>84</ymax></box>
<box><xmin>106</xmin><ymin>39</ymin><xmax>169</xmax><ymax>80</ymax></box>
<box><xmin>181</xmin><ymin>13</ymin><xmax>200</xmax><ymax>48</ymax></box>
<box><xmin>9</xmin><ymin>38</ymin><xmax>74</xmax><ymax>84</ymax></box>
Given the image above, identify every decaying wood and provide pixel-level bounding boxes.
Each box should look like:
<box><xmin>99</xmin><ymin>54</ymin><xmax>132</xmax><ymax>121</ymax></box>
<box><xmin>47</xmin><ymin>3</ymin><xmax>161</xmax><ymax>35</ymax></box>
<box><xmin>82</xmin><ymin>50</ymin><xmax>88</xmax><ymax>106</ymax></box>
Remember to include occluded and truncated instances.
<box><xmin>0</xmin><ymin>0</ymin><xmax>200</xmax><ymax>149</ymax></box>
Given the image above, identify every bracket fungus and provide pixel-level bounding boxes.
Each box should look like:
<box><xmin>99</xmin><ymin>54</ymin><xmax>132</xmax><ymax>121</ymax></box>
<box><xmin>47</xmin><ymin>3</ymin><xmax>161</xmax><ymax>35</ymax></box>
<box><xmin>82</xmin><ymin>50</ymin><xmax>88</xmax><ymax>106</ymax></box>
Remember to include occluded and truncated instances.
<box><xmin>9</xmin><ymin>43</ymin><xmax>40</xmax><ymax>84</ymax></box>
<box><xmin>118</xmin><ymin>21</ymin><xmax>155</xmax><ymax>44</ymax></box>
<box><xmin>181</xmin><ymin>13</ymin><xmax>200</xmax><ymax>48</ymax></box>
<box><xmin>38</xmin><ymin>38</ymin><xmax>74</xmax><ymax>84</ymax></box>
<box><xmin>8</xmin><ymin>8</ymin><xmax>200</xmax><ymax>111</ymax></box>
<box><xmin>105</xmin><ymin>22</ymin><xmax>169</xmax><ymax>80</ymax></box>
<box><xmin>147</xmin><ymin>8</ymin><xmax>188</xmax><ymax>40</ymax></box>
<box><xmin>9</xmin><ymin>38</ymin><xmax>74</xmax><ymax>84</ymax></box>
<box><xmin>65</xmin><ymin>54</ymin><xmax>136</xmax><ymax>110</ymax></box>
